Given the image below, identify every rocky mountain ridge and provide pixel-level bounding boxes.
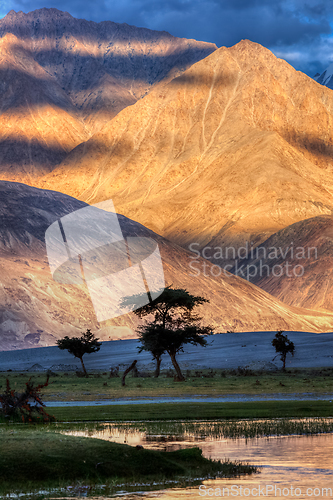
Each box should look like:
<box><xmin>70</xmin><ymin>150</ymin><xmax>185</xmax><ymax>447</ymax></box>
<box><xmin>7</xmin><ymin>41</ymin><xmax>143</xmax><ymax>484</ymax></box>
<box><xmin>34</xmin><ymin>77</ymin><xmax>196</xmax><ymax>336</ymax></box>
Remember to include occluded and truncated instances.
<box><xmin>0</xmin><ymin>32</ymin><xmax>90</xmax><ymax>183</ymax></box>
<box><xmin>1</xmin><ymin>181</ymin><xmax>333</xmax><ymax>351</ymax></box>
<box><xmin>1</xmin><ymin>10</ymin><xmax>333</xmax><ymax>342</ymax></box>
<box><xmin>0</xmin><ymin>9</ymin><xmax>216</xmax><ymax>184</ymax></box>
<box><xmin>37</xmin><ymin>40</ymin><xmax>333</xmax><ymax>268</ymax></box>
<box><xmin>231</xmin><ymin>215</ymin><xmax>333</xmax><ymax>313</ymax></box>
<box><xmin>0</xmin><ymin>8</ymin><xmax>216</xmax><ymax>133</ymax></box>
<box><xmin>314</xmin><ymin>62</ymin><xmax>333</xmax><ymax>90</ymax></box>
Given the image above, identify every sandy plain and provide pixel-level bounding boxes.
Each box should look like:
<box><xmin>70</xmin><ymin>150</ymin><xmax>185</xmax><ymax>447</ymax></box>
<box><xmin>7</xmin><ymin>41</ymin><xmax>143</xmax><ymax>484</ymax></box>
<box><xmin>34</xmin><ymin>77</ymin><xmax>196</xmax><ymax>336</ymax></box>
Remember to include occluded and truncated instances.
<box><xmin>0</xmin><ymin>331</ymin><xmax>332</xmax><ymax>373</ymax></box>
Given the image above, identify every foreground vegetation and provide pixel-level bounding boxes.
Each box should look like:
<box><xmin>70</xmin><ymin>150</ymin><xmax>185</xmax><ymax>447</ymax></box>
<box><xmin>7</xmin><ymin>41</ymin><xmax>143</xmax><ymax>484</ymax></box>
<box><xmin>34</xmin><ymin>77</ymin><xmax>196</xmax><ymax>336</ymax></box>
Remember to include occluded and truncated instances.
<box><xmin>48</xmin><ymin>400</ymin><xmax>333</xmax><ymax>422</ymax></box>
<box><xmin>1</xmin><ymin>414</ymin><xmax>332</xmax><ymax>496</ymax></box>
<box><xmin>1</xmin><ymin>364</ymin><xmax>332</xmax><ymax>498</ymax></box>
<box><xmin>0</xmin><ymin>427</ymin><xmax>258</xmax><ymax>496</ymax></box>
<box><xmin>107</xmin><ymin>417</ymin><xmax>333</xmax><ymax>439</ymax></box>
<box><xmin>1</xmin><ymin>367</ymin><xmax>332</xmax><ymax>401</ymax></box>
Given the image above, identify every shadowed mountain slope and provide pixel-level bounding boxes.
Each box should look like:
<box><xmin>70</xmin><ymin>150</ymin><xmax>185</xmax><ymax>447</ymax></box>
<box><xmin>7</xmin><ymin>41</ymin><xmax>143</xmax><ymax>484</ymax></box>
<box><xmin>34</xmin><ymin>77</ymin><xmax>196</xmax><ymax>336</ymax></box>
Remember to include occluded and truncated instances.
<box><xmin>231</xmin><ymin>215</ymin><xmax>333</xmax><ymax>313</ymax></box>
<box><xmin>37</xmin><ymin>40</ymin><xmax>333</xmax><ymax>268</ymax></box>
<box><xmin>0</xmin><ymin>8</ymin><xmax>216</xmax><ymax>135</ymax></box>
<box><xmin>1</xmin><ymin>181</ymin><xmax>333</xmax><ymax>351</ymax></box>
<box><xmin>0</xmin><ymin>33</ymin><xmax>90</xmax><ymax>183</ymax></box>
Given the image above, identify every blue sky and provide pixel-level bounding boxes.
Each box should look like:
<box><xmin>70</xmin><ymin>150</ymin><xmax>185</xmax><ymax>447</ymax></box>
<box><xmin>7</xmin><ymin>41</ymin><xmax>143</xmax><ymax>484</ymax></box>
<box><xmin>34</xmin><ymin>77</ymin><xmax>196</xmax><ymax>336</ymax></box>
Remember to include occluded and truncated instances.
<box><xmin>1</xmin><ymin>0</ymin><xmax>333</xmax><ymax>76</ymax></box>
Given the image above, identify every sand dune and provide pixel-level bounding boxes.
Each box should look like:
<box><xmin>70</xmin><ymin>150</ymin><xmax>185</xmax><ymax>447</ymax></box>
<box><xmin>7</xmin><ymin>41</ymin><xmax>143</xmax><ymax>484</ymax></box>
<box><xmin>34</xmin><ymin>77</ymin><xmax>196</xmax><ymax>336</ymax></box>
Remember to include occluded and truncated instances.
<box><xmin>0</xmin><ymin>331</ymin><xmax>332</xmax><ymax>372</ymax></box>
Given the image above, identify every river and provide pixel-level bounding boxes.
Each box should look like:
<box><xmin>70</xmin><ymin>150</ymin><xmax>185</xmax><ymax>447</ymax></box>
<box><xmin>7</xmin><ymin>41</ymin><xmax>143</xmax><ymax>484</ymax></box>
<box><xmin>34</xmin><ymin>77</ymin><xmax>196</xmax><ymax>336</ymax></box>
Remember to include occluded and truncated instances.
<box><xmin>59</xmin><ymin>420</ymin><xmax>333</xmax><ymax>499</ymax></box>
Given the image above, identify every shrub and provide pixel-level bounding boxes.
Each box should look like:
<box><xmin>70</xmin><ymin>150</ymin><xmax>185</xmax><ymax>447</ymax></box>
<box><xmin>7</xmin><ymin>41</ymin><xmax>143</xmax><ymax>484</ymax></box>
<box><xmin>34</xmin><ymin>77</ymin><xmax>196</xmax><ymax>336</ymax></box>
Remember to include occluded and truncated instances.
<box><xmin>0</xmin><ymin>377</ymin><xmax>55</xmax><ymax>423</ymax></box>
<box><xmin>109</xmin><ymin>366</ymin><xmax>119</xmax><ymax>378</ymax></box>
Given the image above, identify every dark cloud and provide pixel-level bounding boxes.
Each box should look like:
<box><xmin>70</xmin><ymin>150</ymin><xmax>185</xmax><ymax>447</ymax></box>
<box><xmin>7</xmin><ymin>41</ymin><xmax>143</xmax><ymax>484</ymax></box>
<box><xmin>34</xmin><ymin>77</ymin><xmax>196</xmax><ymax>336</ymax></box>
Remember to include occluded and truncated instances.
<box><xmin>1</xmin><ymin>0</ymin><xmax>333</xmax><ymax>76</ymax></box>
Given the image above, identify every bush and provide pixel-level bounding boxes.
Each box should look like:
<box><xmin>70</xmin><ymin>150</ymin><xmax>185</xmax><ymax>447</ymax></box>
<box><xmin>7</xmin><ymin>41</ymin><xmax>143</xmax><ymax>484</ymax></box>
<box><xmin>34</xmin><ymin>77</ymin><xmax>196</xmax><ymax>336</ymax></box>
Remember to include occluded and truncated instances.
<box><xmin>203</xmin><ymin>369</ymin><xmax>216</xmax><ymax>378</ymax></box>
<box><xmin>0</xmin><ymin>377</ymin><xmax>55</xmax><ymax>423</ymax></box>
<box><xmin>237</xmin><ymin>367</ymin><xmax>255</xmax><ymax>376</ymax></box>
<box><xmin>109</xmin><ymin>366</ymin><xmax>119</xmax><ymax>378</ymax></box>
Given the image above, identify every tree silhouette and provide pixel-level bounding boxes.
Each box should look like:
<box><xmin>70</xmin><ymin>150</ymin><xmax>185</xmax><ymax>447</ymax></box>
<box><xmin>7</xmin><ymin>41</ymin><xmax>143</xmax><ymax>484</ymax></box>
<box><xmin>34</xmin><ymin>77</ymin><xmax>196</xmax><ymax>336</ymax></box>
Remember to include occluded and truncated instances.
<box><xmin>124</xmin><ymin>286</ymin><xmax>212</xmax><ymax>381</ymax></box>
<box><xmin>56</xmin><ymin>329</ymin><xmax>101</xmax><ymax>376</ymax></box>
<box><xmin>137</xmin><ymin>323</ymin><xmax>165</xmax><ymax>377</ymax></box>
<box><xmin>272</xmin><ymin>330</ymin><xmax>295</xmax><ymax>371</ymax></box>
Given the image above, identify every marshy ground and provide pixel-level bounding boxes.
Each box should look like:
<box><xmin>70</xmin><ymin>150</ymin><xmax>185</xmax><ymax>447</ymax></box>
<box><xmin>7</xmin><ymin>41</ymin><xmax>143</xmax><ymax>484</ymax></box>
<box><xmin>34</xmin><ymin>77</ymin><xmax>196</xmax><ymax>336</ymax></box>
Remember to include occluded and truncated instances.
<box><xmin>1</xmin><ymin>367</ymin><xmax>332</xmax><ymax>401</ymax></box>
<box><xmin>0</xmin><ymin>367</ymin><xmax>332</xmax><ymax>497</ymax></box>
<box><xmin>0</xmin><ymin>424</ymin><xmax>258</xmax><ymax>496</ymax></box>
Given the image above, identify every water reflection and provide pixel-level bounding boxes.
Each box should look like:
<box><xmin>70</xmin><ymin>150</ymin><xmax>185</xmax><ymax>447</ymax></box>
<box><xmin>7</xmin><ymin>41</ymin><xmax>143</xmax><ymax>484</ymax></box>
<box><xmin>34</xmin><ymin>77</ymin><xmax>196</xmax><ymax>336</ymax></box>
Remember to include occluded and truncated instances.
<box><xmin>57</xmin><ymin>421</ymin><xmax>333</xmax><ymax>500</ymax></box>
<box><xmin>59</xmin><ymin>418</ymin><xmax>333</xmax><ymax>447</ymax></box>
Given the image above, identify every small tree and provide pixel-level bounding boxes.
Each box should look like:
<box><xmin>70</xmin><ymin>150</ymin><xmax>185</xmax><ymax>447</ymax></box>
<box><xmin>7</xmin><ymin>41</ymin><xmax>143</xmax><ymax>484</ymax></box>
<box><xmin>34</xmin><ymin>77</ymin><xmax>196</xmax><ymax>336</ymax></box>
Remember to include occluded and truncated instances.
<box><xmin>124</xmin><ymin>286</ymin><xmax>213</xmax><ymax>381</ymax></box>
<box><xmin>56</xmin><ymin>329</ymin><xmax>101</xmax><ymax>376</ymax></box>
<box><xmin>272</xmin><ymin>330</ymin><xmax>295</xmax><ymax>370</ymax></box>
<box><xmin>0</xmin><ymin>377</ymin><xmax>55</xmax><ymax>423</ymax></box>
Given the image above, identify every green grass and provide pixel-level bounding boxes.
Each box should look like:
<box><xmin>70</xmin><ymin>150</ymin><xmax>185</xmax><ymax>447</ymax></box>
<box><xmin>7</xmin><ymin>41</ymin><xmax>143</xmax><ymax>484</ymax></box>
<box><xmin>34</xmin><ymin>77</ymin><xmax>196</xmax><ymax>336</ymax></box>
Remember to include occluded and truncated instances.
<box><xmin>0</xmin><ymin>427</ymin><xmax>258</xmax><ymax>496</ymax></box>
<box><xmin>48</xmin><ymin>400</ymin><xmax>333</xmax><ymax>422</ymax></box>
<box><xmin>105</xmin><ymin>417</ymin><xmax>333</xmax><ymax>439</ymax></box>
<box><xmin>1</xmin><ymin>367</ymin><xmax>332</xmax><ymax>401</ymax></box>
<box><xmin>54</xmin><ymin>416</ymin><xmax>333</xmax><ymax>442</ymax></box>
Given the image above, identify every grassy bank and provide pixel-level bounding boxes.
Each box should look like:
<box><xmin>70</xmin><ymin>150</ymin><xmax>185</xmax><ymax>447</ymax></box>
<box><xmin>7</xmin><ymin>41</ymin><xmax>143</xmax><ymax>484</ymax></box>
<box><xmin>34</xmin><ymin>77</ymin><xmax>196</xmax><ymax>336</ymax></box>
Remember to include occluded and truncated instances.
<box><xmin>1</xmin><ymin>367</ymin><xmax>333</xmax><ymax>401</ymax></box>
<box><xmin>48</xmin><ymin>400</ymin><xmax>333</xmax><ymax>421</ymax></box>
<box><xmin>0</xmin><ymin>428</ymin><xmax>258</xmax><ymax>496</ymax></box>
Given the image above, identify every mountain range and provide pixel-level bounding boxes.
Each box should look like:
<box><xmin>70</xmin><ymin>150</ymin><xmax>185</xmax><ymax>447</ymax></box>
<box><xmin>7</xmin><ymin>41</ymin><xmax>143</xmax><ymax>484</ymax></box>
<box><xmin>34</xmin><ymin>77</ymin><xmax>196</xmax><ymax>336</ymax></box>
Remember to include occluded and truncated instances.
<box><xmin>37</xmin><ymin>38</ymin><xmax>333</xmax><ymax>259</ymax></box>
<box><xmin>314</xmin><ymin>62</ymin><xmax>333</xmax><ymax>90</ymax></box>
<box><xmin>0</xmin><ymin>8</ymin><xmax>215</xmax><ymax>183</ymax></box>
<box><xmin>0</xmin><ymin>8</ymin><xmax>333</xmax><ymax>349</ymax></box>
<box><xmin>1</xmin><ymin>181</ymin><xmax>333</xmax><ymax>351</ymax></box>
